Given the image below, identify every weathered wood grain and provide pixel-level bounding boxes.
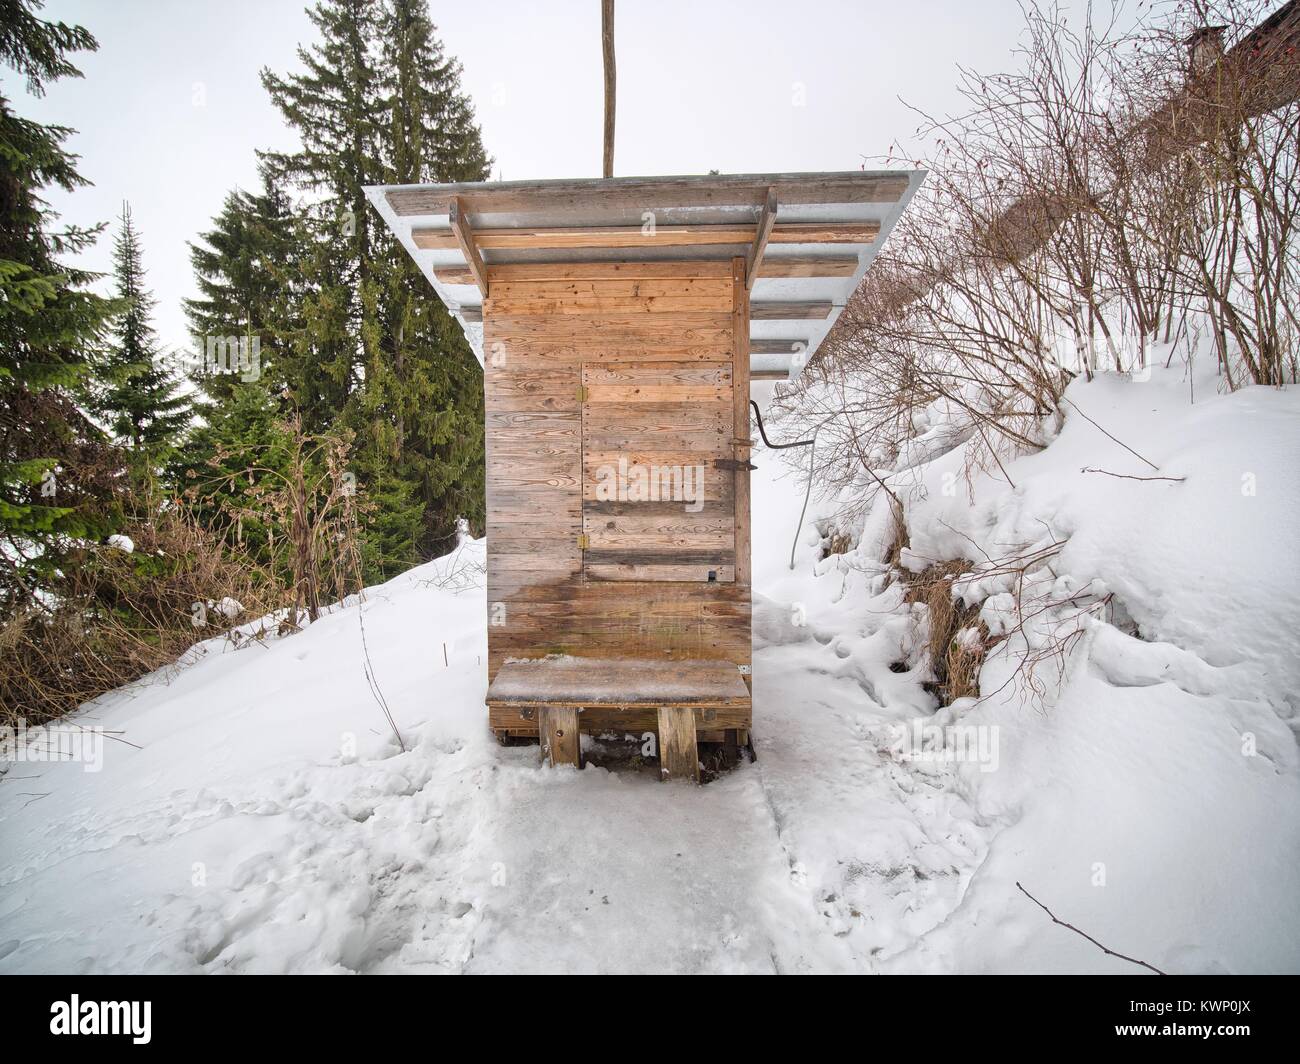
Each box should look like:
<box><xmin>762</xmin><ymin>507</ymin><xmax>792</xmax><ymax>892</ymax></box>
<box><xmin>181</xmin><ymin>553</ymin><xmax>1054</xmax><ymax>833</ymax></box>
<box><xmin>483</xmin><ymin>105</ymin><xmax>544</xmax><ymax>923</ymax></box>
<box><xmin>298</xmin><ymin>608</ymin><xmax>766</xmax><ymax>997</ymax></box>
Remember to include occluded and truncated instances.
<box><xmin>414</xmin><ymin>220</ymin><xmax>879</xmax><ymax>253</ymax></box>
<box><xmin>746</xmin><ymin>189</ymin><xmax>777</xmax><ymax>292</ymax></box>
<box><xmin>539</xmin><ymin>705</ymin><xmax>582</xmax><ymax>767</ymax></box>
<box><xmin>658</xmin><ymin>706</ymin><xmax>700</xmax><ymax>782</ymax></box>
<box><xmin>488</xmin><ymin>657</ymin><xmax>749</xmax><ymax>706</ymax></box>
<box><xmin>390</xmin><ymin>171</ymin><xmax>909</xmax><ymax>217</ymax></box>
<box><xmin>439</xmin><ymin>257</ymin><xmax>858</xmax><ymax>286</ymax></box>
<box><xmin>387</xmin><ymin>172</ymin><xmax>910</xmax><ymax>216</ymax></box>
<box><xmin>750</xmin><ymin>301</ymin><xmax>833</xmax><ymax>320</ymax></box>
<box><xmin>480</xmin><ymin>265</ymin><xmax>752</xmax><ymax>729</ymax></box>
<box><xmin>449</xmin><ymin>197</ymin><xmax>488</xmax><ymax>297</ymax></box>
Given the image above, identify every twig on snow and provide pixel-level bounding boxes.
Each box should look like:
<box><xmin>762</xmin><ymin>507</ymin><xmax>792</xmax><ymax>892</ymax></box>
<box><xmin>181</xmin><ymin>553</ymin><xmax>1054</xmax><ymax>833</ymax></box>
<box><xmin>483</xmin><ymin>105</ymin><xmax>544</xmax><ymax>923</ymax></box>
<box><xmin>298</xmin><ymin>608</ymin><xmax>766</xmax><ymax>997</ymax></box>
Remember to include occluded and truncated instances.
<box><xmin>1081</xmin><ymin>467</ymin><xmax>1186</xmax><ymax>483</ymax></box>
<box><xmin>1061</xmin><ymin>397</ymin><xmax>1160</xmax><ymax>471</ymax></box>
<box><xmin>1016</xmin><ymin>881</ymin><xmax>1166</xmax><ymax>975</ymax></box>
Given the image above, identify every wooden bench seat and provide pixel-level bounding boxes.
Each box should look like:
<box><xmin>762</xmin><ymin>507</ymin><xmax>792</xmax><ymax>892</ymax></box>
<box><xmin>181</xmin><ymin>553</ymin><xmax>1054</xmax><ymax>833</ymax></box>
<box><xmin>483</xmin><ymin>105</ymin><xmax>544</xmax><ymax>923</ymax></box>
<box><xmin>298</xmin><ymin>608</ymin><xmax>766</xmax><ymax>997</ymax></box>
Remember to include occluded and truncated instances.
<box><xmin>486</xmin><ymin>657</ymin><xmax>751</xmax><ymax>781</ymax></box>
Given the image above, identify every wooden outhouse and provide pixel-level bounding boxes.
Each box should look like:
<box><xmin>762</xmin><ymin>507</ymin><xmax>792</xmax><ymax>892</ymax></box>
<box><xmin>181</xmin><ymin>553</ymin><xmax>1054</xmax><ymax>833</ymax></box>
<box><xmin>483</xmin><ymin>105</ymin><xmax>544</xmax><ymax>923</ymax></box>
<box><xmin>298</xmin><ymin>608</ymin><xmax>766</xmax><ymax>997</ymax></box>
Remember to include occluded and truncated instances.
<box><xmin>366</xmin><ymin>172</ymin><xmax>922</xmax><ymax>779</ymax></box>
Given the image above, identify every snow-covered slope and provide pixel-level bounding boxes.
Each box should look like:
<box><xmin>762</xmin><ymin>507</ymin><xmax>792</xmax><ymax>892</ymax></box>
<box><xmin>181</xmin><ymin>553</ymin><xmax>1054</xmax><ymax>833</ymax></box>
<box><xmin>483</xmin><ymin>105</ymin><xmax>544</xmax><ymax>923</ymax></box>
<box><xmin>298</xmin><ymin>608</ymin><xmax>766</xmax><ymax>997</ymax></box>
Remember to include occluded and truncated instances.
<box><xmin>2</xmin><ymin>371</ymin><xmax>1297</xmax><ymax>974</ymax></box>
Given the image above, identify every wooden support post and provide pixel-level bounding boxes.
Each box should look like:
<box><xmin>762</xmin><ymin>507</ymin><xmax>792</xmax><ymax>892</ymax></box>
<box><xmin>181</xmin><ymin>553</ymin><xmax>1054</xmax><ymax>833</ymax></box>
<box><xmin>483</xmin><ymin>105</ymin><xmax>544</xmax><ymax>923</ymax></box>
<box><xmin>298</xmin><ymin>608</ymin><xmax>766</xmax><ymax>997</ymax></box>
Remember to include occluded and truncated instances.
<box><xmin>602</xmin><ymin>0</ymin><xmax>616</xmax><ymax>178</ymax></box>
<box><xmin>657</xmin><ymin>706</ymin><xmax>699</xmax><ymax>782</ymax></box>
<box><xmin>539</xmin><ymin>706</ymin><xmax>582</xmax><ymax>768</ymax></box>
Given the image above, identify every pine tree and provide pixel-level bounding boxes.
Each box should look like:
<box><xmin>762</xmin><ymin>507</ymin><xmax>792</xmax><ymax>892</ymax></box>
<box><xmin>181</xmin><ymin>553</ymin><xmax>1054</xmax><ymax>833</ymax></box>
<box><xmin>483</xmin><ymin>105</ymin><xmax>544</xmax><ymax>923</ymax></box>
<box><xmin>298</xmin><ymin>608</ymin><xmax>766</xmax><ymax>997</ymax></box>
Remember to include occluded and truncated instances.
<box><xmin>96</xmin><ymin>202</ymin><xmax>191</xmax><ymax>453</ymax></box>
<box><xmin>0</xmin><ymin>1</ymin><xmax>123</xmax><ymax>598</ymax></box>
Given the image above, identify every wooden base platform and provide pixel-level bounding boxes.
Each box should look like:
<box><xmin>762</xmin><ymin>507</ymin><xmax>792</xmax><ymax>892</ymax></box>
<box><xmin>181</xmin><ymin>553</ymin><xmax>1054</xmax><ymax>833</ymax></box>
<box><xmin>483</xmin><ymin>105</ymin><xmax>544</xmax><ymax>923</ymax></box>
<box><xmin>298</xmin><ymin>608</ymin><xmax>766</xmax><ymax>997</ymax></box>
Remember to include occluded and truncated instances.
<box><xmin>486</xmin><ymin>656</ymin><xmax>752</xmax><ymax>782</ymax></box>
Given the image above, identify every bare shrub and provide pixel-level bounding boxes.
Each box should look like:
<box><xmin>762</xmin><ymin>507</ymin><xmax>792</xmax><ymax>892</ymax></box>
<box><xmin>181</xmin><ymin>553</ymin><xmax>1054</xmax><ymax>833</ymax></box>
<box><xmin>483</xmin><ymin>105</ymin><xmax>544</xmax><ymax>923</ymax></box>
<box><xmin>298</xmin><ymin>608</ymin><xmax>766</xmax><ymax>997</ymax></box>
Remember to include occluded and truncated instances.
<box><xmin>766</xmin><ymin>1</ymin><xmax>1297</xmax><ymax>712</ymax></box>
<box><xmin>0</xmin><ymin>489</ymin><xmax>282</xmax><ymax>728</ymax></box>
<box><xmin>774</xmin><ymin>0</ymin><xmax>1298</xmax><ymax>513</ymax></box>
<box><xmin>186</xmin><ymin>413</ymin><xmax>367</xmax><ymax>629</ymax></box>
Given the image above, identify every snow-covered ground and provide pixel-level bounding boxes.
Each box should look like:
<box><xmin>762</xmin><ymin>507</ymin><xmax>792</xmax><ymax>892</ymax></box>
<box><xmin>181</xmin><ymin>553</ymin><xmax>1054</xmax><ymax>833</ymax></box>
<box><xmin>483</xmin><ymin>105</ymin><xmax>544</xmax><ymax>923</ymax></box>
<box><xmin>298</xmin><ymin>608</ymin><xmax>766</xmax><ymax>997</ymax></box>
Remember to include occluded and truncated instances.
<box><xmin>2</xmin><ymin>370</ymin><xmax>1298</xmax><ymax>974</ymax></box>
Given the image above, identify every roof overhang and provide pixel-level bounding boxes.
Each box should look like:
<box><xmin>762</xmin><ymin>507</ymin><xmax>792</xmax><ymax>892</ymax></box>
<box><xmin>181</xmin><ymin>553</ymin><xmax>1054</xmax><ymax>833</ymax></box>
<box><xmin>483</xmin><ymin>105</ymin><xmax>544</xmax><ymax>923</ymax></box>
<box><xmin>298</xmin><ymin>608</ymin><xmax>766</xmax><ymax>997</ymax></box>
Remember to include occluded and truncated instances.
<box><xmin>364</xmin><ymin>169</ymin><xmax>924</xmax><ymax>382</ymax></box>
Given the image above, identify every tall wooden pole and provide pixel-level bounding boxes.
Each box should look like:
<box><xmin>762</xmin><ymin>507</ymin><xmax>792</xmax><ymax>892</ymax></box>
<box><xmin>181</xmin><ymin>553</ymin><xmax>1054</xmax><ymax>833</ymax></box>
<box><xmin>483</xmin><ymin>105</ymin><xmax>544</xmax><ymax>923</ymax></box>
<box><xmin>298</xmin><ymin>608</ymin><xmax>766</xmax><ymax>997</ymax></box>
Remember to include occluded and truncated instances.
<box><xmin>602</xmin><ymin>0</ymin><xmax>616</xmax><ymax>178</ymax></box>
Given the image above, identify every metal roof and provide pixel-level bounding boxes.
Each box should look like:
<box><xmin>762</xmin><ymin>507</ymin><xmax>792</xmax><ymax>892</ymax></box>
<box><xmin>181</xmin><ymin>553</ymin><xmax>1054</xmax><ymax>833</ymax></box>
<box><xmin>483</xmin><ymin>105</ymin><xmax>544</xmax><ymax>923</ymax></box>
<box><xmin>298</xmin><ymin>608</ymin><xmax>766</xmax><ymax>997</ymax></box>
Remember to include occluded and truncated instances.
<box><xmin>364</xmin><ymin>169</ymin><xmax>924</xmax><ymax>381</ymax></box>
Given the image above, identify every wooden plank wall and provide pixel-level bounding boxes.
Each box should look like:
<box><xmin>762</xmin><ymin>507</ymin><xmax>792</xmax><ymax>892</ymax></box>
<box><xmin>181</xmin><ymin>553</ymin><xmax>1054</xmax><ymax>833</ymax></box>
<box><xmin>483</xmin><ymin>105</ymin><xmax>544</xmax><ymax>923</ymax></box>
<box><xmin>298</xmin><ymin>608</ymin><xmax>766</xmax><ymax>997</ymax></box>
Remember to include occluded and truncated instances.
<box><xmin>483</xmin><ymin>260</ymin><xmax>752</xmax><ymax>734</ymax></box>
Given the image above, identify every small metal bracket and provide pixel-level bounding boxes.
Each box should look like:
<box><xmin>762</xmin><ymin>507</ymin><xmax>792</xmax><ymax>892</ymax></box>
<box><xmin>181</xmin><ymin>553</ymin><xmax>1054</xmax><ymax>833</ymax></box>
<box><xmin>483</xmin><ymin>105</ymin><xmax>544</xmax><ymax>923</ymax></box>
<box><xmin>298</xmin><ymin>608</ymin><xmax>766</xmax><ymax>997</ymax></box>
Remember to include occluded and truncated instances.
<box><xmin>737</xmin><ymin>664</ymin><xmax>752</xmax><ymax>676</ymax></box>
<box><xmin>714</xmin><ymin>457</ymin><xmax>758</xmax><ymax>472</ymax></box>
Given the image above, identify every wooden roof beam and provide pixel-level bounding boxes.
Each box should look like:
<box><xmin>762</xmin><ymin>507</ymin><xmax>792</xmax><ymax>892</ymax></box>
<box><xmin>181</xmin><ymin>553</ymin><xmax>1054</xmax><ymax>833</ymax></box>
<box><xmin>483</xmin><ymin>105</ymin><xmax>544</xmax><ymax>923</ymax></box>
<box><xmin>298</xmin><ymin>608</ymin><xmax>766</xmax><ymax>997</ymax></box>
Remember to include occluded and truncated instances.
<box><xmin>749</xmin><ymin>338</ymin><xmax>811</xmax><ymax>355</ymax></box>
<box><xmin>758</xmin><ymin>254</ymin><xmax>858</xmax><ymax>278</ymax></box>
<box><xmin>386</xmin><ymin>172</ymin><xmax>911</xmax><ymax>216</ymax></box>
<box><xmin>413</xmin><ymin>220</ymin><xmax>878</xmax><ymax>252</ymax></box>
<box><xmin>459</xmin><ymin>306</ymin><xmax>829</xmax><ymax>326</ymax></box>
<box><xmin>746</xmin><ymin>189</ymin><xmax>777</xmax><ymax>293</ymax></box>
<box><xmin>416</xmin><ymin>225</ymin><xmax>752</xmax><ymax>251</ymax></box>
<box><xmin>750</xmin><ymin>301</ymin><xmax>833</xmax><ymax>320</ymax></box>
<box><xmin>448</xmin><ymin>197</ymin><xmax>488</xmax><ymax>298</ymax></box>
<box><xmin>433</xmin><ymin>256</ymin><xmax>859</xmax><ymax>286</ymax></box>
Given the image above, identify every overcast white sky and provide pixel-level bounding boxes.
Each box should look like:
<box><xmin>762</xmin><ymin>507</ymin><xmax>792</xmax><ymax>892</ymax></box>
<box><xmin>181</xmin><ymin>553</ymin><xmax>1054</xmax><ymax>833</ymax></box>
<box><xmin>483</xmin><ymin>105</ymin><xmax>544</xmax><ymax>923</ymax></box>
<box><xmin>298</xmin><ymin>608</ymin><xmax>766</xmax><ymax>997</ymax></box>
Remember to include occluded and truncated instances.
<box><xmin>4</xmin><ymin>0</ymin><xmax>1093</xmax><ymax>354</ymax></box>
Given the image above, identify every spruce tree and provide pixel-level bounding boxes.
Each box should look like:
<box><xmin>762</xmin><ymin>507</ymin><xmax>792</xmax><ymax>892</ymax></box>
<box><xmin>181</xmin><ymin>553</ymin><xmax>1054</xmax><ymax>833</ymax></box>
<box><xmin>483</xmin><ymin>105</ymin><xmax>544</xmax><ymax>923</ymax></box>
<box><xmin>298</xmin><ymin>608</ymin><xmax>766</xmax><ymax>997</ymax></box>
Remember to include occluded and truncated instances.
<box><xmin>184</xmin><ymin>168</ymin><xmax>300</xmax><ymax>403</ymax></box>
<box><xmin>371</xmin><ymin>0</ymin><xmax>489</xmax><ymax>561</ymax></box>
<box><xmin>0</xmin><ymin>1</ymin><xmax>122</xmax><ymax>598</ymax></box>
<box><xmin>97</xmin><ymin>202</ymin><xmax>191</xmax><ymax>453</ymax></box>
<box><xmin>174</xmin><ymin>382</ymin><xmax>293</xmax><ymax>568</ymax></box>
<box><xmin>254</xmin><ymin>0</ymin><xmax>492</xmax><ymax>577</ymax></box>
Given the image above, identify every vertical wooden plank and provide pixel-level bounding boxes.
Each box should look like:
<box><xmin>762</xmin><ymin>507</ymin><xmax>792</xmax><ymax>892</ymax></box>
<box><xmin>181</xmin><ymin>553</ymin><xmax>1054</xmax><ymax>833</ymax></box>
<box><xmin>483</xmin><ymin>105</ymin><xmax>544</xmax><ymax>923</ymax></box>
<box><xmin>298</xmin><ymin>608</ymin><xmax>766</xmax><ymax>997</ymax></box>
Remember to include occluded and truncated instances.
<box><xmin>539</xmin><ymin>705</ymin><xmax>582</xmax><ymax>768</ymax></box>
<box><xmin>732</xmin><ymin>257</ymin><xmax>753</xmax><ymax>696</ymax></box>
<box><xmin>731</xmin><ymin>258</ymin><xmax>751</xmax><ymax>587</ymax></box>
<box><xmin>657</xmin><ymin>706</ymin><xmax>699</xmax><ymax>782</ymax></box>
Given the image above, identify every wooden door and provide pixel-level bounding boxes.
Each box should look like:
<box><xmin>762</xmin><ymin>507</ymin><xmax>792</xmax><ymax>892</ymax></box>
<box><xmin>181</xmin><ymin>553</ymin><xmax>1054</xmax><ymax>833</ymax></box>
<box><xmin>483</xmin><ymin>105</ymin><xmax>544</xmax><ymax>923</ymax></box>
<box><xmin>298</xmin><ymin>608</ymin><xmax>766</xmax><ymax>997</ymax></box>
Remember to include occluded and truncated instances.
<box><xmin>581</xmin><ymin>360</ymin><xmax>735</xmax><ymax>582</ymax></box>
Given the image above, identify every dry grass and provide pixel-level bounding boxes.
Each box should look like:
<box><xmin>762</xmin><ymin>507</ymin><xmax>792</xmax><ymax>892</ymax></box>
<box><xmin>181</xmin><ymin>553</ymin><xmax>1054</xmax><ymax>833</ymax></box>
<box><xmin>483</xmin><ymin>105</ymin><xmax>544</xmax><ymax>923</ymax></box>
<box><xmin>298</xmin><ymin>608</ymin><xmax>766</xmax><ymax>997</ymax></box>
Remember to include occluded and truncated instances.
<box><xmin>899</xmin><ymin>559</ymin><xmax>995</xmax><ymax>705</ymax></box>
<box><xmin>0</xmin><ymin>500</ymin><xmax>283</xmax><ymax>729</ymax></box>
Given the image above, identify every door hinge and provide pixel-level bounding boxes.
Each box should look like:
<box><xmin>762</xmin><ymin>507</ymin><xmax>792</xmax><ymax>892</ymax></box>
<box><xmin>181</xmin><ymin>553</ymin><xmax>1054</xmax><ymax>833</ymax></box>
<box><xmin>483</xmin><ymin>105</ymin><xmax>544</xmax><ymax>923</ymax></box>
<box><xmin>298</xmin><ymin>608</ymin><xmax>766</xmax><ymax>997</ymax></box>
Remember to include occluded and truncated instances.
<box><xmin>577</xmin><ymin>532</ymin><xmax>589</xmax><ymax>549</ymax></box>
<box><xmin>714</xmin><ymin>457</ymin><xmax>758</xmax><ymax>472</ymax></box>
<box><xmin>577</xmin><ymin>384</ymin><xmax>588</xmax><ymax>402</ymax></box>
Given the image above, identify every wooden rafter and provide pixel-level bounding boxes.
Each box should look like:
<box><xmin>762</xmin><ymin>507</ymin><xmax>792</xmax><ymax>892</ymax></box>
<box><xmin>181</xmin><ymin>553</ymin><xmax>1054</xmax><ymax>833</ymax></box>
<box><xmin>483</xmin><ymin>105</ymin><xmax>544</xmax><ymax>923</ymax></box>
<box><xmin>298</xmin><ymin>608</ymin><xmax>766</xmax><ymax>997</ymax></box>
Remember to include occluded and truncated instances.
<box><xmin>746</xmin><ymin>189</ymin><xmax>777</xmax><ymax>292</ymax></box>
<box><xmin>448</xmin><ymin>196</ymin><xmax>488</xmax><ymax>298</ymax></box>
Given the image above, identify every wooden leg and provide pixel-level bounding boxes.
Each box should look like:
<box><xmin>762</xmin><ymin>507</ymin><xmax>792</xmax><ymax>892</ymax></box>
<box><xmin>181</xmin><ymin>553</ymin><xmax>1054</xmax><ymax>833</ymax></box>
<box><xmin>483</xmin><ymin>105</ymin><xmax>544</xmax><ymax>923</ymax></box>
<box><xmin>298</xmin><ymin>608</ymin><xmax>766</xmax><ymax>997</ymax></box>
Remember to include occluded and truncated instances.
<box><xmin>657</xmin><ymin>706</ymin><xmax>699</xmax><ymax>783</ymax></box>
<box><xmin>539</xmin><ymin>706</ymin><xmax>582</xmax><ymax>768</ymax></box>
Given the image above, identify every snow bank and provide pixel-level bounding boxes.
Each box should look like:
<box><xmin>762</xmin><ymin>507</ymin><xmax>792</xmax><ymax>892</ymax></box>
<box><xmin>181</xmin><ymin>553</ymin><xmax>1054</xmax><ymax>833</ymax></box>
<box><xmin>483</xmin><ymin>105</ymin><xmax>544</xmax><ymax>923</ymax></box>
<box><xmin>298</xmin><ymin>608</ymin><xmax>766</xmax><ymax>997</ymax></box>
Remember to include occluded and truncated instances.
<box><xmin>837</xmin><ymin>367</ymin><xmax>1300</xmax><ymax>972</ymax></box>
